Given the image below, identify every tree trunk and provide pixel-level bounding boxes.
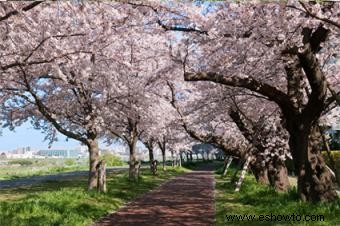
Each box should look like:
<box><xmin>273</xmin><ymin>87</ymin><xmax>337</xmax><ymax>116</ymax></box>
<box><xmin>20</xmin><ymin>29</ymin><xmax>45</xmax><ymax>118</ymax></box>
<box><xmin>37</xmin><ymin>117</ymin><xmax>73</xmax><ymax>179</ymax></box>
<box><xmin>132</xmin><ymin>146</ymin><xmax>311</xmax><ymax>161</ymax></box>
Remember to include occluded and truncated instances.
<box><xmin>222</xmin><ymin>156</ymin><xmax>233</xmax><ymax>177</ymax></box>
<box><xmin>171</xmin><ymin>151</ymin><xmax>174</xmax><ymax>167</ymax></box>
<box><xmin>172</xmin><ymin>152</ymin><xmax>177</xmax><ymax>167</ymax></box>
<box><xmin>178</xmin><ymin>152</ymin><xmax>182</xmax><ymax>167</ymax></box>
<box><xmin>128</xmin><ymin>136</ymin><xmax>139</xmax><ymax>181</ymax></box>
<box><xmin>87</xmin><ymin>139</ymin><xmax>100</xmax><ymax>190</ymax></box>
<box><xmin>151</xmin><ymin>160</ymin><xmax>158</xmax><ymax>175</ymax></box>
<box><xmin>148</xmin><ymin>146</ymin><xmax>154</xmax><ymax>173</ymax></box>
<box><xmin>289</xmin><ymin>124</ymin><xmax>337</xmax><ymax>202</ymax></box>
<box><xmin>158</xmin><ymin>139</ymin><xmax>167</xmax><ymax>171</ymax></box>
<box><xmin>180</xmin><ymin>152</ymin><xmax>184</xmax><ymax>165</ymax></box>
<box><xmin>267</xmin><ymin>159</ymin><xmax>290</xmax><ymax>192</ymax></box>
<box><xmin>97</xmin><ymin>160</ymin><xmax>107</xmax><ymax>193</ymax></box>
<box><xmin>161</xmin><ymin>148</ymin><xmax>166</xmax><ymax>171</ymax></box>
<box><xmin>251</xmin><ymin>155</ymin><xmax>270</xmax><ymax>185</ymax></box>
<box><xmin>231</xmin><ymin>157</ymin><xmax>244</xmax><ymax>183</ymax></box>
<box><xmin>235</xmin><ymin>155</ymin><xmax>251</xmax><ymax>192</ymax></box>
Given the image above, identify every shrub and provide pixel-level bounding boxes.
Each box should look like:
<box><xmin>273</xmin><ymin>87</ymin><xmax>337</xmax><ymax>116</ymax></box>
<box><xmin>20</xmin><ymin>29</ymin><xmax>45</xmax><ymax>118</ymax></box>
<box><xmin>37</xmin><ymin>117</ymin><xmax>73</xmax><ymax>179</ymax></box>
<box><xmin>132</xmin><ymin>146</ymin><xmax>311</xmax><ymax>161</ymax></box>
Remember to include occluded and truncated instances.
<box><xmin>322</xmin><ymin>150</ymin><xmax>340</xmax><ymax>172</ymax></box>
<box><xmin>64</xmin><ymin>159</ymin><xmax>76</xmax><ymax>166</ymax></box>
<box><xmin>100</xmin><ymin>153</ymin><xmax>124</xmax><ymax>167</ymax></box>
<box><xmin>9</xmin><ymin>159</ymin><xmax>34</xmax><ymax>166</ymax></box>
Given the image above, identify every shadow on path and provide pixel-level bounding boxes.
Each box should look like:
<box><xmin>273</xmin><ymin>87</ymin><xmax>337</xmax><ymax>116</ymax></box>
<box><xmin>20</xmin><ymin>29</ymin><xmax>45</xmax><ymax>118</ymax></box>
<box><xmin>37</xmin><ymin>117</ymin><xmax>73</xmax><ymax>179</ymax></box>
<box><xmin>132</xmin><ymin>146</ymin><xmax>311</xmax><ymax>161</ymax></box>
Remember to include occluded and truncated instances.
<box><xmin>95</xmin><ymin>164</ymin><xmax>216</xmax><ymax>226</ymax></box>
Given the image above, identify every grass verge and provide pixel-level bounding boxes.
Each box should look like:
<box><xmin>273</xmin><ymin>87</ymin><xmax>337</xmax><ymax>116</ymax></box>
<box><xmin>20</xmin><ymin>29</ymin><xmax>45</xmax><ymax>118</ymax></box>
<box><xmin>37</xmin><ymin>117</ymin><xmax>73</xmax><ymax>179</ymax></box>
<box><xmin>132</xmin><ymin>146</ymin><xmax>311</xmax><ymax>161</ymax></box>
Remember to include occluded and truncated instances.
<box><xmin>215</xmin><ymin>164</ymin><xmax>340</xmax><ymax>226</ymax></box>
<box><xmin>0</xmin><ymin>167</ymin><xmax>189</xmax><ymax>226</ymax></box>
<box><xmin>0</xmin><ymin>165</ymin><xmax>89</xmax><ymax>180</ymax></box>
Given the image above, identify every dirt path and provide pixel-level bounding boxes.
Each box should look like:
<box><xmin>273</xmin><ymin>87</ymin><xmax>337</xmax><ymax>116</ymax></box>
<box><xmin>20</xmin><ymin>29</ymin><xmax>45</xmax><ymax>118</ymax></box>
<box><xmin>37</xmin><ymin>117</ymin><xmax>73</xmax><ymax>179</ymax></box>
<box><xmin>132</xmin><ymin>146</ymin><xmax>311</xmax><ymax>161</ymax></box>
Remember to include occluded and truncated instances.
<box><xmin>95</xmin><ymin>165</ymin><xmax>215</xmax><ymax>226</ymax></box>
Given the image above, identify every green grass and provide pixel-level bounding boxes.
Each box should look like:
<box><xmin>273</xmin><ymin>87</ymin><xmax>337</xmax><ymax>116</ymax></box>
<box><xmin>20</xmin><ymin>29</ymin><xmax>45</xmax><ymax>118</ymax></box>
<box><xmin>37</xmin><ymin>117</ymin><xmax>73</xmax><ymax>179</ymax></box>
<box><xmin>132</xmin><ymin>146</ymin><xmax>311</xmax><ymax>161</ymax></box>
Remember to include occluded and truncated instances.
<box><xmin>0</xmin><ymin>164</ymin><xmax>88</xmax><ymax>180</ymax></box>
<box><xmin>0</xmin><ymin>158</ymin><xmax>91</xmax><ymax>180</ymax></box>
<box><xmin>0</xmin><ymin>158</ymin><xmax>129</xmax><ymax>180</ymax></box>
<box><xmin>215</xmin><ymin>164</ymin><xmax>340</xmax><ymax>226</ymax></box>
<box><xmin>0</xmin><ymin>167</ymin><xmax>189</xmax><ymax>226</ymax></box>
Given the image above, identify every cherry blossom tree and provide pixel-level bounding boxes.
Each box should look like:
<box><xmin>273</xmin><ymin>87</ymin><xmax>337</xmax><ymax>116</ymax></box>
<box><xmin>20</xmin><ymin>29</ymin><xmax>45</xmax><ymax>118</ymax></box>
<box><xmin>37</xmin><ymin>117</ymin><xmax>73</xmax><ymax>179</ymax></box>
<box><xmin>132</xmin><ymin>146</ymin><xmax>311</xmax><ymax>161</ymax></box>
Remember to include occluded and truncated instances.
<box><xmin>0</xmin><ymin>1</ymin><xmax>163</xmax><ymax>189</ymax></box>
<box><xmin>100</xmin><ymin>33</ymin><xmax>174</xmax><ymax>180</ymax></box>
<box><xmin>173</xmin><ymin>1</ymin><xmax>340</xmax><ymax>202</ymax></box>
<box><xmin>228</xmin><ymin>103</ymin><xmax>291</xmax><ymax>192</ymax></box>
<box><xmin>0</xmin><ymin>1</ymin><xmax>338</xmax><ymax>202</ymax></box>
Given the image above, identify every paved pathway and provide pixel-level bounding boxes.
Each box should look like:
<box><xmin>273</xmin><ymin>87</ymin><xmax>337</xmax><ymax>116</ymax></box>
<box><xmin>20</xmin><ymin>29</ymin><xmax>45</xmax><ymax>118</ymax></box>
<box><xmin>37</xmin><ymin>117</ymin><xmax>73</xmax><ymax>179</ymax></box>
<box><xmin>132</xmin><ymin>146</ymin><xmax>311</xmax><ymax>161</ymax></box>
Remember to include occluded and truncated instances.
<box><xmin>95</xmin><ymin>166</ymin><xmax>215</xmax><ymax>226</ymax></box>
<box><xmin>0</xmin><ymin>167</ymin><xmax>129</xmax><ymax>189</ymax></box>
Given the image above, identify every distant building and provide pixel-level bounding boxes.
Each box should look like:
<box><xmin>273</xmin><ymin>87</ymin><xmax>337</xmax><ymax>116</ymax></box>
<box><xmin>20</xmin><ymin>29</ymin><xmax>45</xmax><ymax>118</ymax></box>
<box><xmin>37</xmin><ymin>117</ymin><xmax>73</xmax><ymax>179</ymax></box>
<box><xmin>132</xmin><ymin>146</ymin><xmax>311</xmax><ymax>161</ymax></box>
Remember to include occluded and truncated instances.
<box><xmin>37</xmin><ymin>149</ymin><xmax>81</xmax><ymax>158</ymax></box>
<box><xmin>12</xmin><ymin>146</ymin><xmax>31</xmax><ymax>155</ymax></box>
<box><xmin>7</xmin><ymin>147</ymin><xmax>34</xmax><ymax>159</ymax></box>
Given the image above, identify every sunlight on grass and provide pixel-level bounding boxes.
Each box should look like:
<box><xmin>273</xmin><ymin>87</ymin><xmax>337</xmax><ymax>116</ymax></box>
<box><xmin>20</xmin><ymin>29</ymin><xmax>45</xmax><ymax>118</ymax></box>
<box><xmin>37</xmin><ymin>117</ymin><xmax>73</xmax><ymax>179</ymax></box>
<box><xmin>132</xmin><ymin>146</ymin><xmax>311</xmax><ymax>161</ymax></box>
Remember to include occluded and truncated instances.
<box><xmin>0</xmin><ymin>158</ymin><xmax>89</xmax><ymax>180</ymax></box>
<box><xmin>0</xmin><ymin>167</ymin><xmax>189</xmax><ymax>226</ymax></box>
<box><xmin>215</xmin><ymin>164</ymin><xmax>340</xmax><ymax>226</ymax></box>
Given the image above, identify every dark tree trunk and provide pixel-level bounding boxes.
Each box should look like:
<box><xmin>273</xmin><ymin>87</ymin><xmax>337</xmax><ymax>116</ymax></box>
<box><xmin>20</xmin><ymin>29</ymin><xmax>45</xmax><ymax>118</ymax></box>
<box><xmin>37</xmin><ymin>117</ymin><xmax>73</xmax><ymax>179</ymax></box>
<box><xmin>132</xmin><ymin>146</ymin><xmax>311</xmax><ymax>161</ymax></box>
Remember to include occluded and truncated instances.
<box><xmin>148</xmin><ymin>145</ymin><xmax>154</xmax><ymax>173</ymax></box>
<box><xmin>289</xmin><ymin>123</ymin><xmax>337</xmax><ymax>202</ymax></box>
<box><xmin>161</xmin><ymin>149</ymin><xmax>166</xmax><ymax>170</ymax></box>
<box><xmin>231</xmin><ymin>157</ymin><xmax>244</xmax><ymax>183</ymax></box>
<box><xmin>178</xmin><ymin>152</ymin><xmax>182</xmax><ymax>167</ymax></box>
<box><xmin>88</xmin><ymin>139</ymin><xmax>100</xmax><ymax>190</ymax></box>
<box><xmin>157</xmin><ymin>138</ymin><xmax>167</xmax><ymax>171</ymax></box>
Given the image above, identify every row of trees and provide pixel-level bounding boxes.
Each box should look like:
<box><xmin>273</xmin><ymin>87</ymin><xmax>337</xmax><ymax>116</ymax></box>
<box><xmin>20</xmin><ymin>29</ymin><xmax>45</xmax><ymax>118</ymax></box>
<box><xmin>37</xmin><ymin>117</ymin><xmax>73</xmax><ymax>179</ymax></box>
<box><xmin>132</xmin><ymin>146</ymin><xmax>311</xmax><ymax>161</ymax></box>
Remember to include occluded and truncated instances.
<box><xmin>0</xmin><ymin>1</ymin><xmax>339</xmax><ymax>202</ymax></box>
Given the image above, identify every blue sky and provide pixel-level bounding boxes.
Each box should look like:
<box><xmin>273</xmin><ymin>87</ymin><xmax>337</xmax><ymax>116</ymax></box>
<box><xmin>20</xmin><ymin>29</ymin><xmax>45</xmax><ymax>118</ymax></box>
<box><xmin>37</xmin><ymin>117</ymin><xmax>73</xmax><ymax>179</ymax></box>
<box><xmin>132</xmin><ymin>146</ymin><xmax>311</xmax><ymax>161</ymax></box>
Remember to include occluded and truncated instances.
<box><xmin>0</xmin><ymin>122</ymin><xmax>80</xmax><ymax>151</ymax></box>
<box><xmin>0</xmin><ymin>122</ymin><xmax>144</xmax><ymax>152</ymax></box>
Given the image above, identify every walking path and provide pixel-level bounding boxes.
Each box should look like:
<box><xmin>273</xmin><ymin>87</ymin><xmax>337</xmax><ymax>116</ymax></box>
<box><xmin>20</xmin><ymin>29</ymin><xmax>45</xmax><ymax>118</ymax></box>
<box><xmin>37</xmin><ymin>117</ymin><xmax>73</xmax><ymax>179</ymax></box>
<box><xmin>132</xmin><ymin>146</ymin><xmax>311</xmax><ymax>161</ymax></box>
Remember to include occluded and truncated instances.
<box><xmin>95</xmin><ymin>165</ymin><xmax>215</xmax><ymax>226</ymax></box>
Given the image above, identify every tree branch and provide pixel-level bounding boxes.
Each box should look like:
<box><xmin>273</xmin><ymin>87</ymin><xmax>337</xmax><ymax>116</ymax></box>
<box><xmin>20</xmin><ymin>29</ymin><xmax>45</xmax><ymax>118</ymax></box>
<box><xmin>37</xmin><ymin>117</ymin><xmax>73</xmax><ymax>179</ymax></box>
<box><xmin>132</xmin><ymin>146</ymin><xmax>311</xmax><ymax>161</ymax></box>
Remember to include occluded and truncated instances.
<box><xmin>0</xmin><ymin>1</ymin><xmax>43</xmax><ymax>22</ymax></box>
<box><xmin>298</xmin><ymin>1</ymin><xmax>340</xmax><ymax>29</ymax></box>
<box><xmin>184</xmin><ymin>72</ymin><xmax>294</xmax><ymax>115</ymax></box>
<box><xmin>166</xmin><ymin>80</ymin><xmax>241</xmax><ymax>157</ymax></box>
<box><xmin>19</xmin><ymin>66</ymin><xmax>89</xmax><ymax>144</ymax></box>
<box><xmin>298</xmin><ymin>26</ymin><xmax>329</xmax><ymax>125</ymax></box>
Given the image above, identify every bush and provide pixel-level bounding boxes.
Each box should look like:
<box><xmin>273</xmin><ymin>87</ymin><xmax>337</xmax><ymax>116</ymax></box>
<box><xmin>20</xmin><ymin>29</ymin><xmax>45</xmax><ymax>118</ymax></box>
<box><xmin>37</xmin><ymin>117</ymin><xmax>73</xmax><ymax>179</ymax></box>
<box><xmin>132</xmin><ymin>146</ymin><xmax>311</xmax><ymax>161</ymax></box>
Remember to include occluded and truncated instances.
<box><xmin>100</xmin><ymin>153</ymin><xmax>124</xmax><ymax>167</ymax></box>
<box><xmin>64</xmin><ymin>159</ymin><xmax>76</xmax><ymax>166</ymax></box>
<box><xmin>9</xmin><ymin>159</ymin><xmax>34</xmax><ymax>166</ymax></box>
<box><xmin>322</xmin><ymin>150</ymin><xmax>340</xmax><ymax>172</ymax></box>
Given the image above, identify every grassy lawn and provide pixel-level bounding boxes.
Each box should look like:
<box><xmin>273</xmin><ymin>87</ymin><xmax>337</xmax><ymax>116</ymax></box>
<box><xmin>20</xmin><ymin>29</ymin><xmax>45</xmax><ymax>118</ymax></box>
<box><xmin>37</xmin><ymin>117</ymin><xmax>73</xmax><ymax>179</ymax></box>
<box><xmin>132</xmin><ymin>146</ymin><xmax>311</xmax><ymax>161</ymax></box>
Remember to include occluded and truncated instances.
<box><xmin>0</xmin><ymin>167</ymin><xmax>189</xmax><ymax>226</ymax></box>
<box><xmin>0</xmin><ymin>156</ymin><xmax>126</xmax><ymax>180</ymax></box>
<box><xmin>0</xmin><ymin>164</ymin><xmax>89</xmax><ymax>180</ymax></box>
<box><xmin>215</xmin><ymin>164</ymin><xmax>340</xmax><ymax>226</ymax></box>
<box><xmin>0</xmin><ymin>159</ymin><xmax>89</xmax><ymax>180</ymax></box>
